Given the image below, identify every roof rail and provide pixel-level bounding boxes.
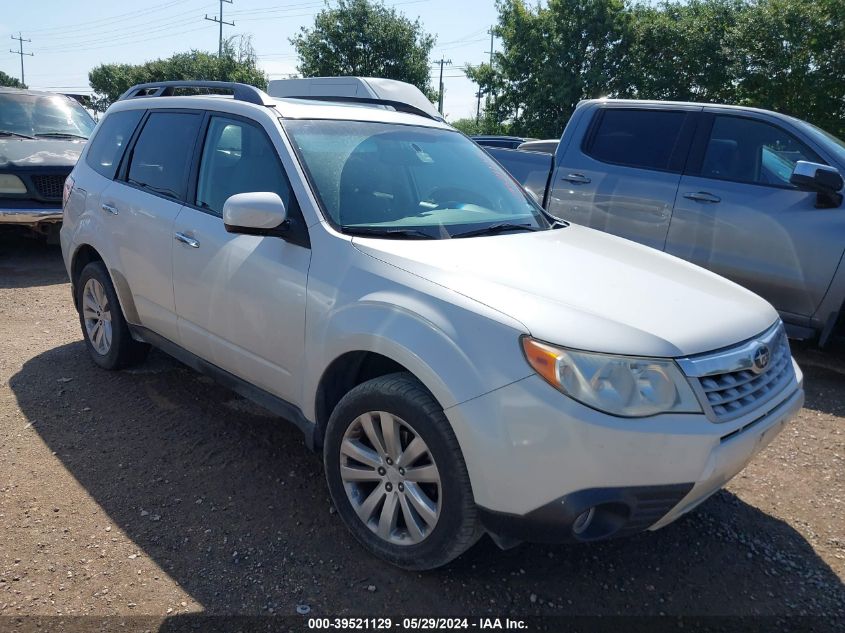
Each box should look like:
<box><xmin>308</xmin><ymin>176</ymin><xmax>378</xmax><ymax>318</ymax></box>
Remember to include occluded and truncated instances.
<box><xmin>283</xmin><ymin>95</ymin><xmax>441</xmax><ymax>122</ymax></box>
<box><xmin>118</xmin><ymin>81</ymin><xmax>275</xmax><ymax>106</ymax></box>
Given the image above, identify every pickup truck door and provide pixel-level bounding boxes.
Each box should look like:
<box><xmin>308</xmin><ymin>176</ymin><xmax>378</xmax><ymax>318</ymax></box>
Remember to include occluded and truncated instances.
<box><xmin>664</xmin><ymin>111</ymin><xmax>843</xmax><ymax>321</ymax></box>
<box><xmin>172</xmin><ymin>114</ymin><xmax>311</xmax><ymax>405</ymax></box>
<box><xmin>547</xmin><ymin>105</ymin><xmax>699</xmax><ymax>250</ymax></box>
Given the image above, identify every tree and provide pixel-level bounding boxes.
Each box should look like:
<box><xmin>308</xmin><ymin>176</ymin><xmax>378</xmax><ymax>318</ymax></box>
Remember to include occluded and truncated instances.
<box><xmin>89</xmin><ymin>36</ymin><xmax>267</xmax><ymax>111</ymax></box>
<box><xmin>621</xmin><ymin>0</ymin><xmax>745</xmax><ymax>103</ymax></box>
<box><xmin>291</xmin><ymin>0</ymin><xmax>436</xmax><ymax>98</ymax></box>
<box><xmin>469</xmin><ymin>0</ymin><xmax>845</xmax><ymax>139</ymax></box>
<box><xmin>732</xmin><ymin>0</ymin><xmax>845</xmax><ymax>138</ymax></box>
<box><xmin>0</xmin><ymin>71</ymin><xmax>26</xmax><ymax>89</ymax></box>
<box><xmin>449</xmin><ymin>117</ymin><xmax>485</xmax><ymax>135</ymax></box>
<box><xmin>467</xmin><ymin>0</ymin><xmax>630</xmax><ymax>138</ymax></box>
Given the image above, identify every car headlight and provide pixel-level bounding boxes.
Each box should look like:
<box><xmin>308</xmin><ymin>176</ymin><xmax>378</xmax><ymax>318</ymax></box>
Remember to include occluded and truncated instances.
<box><xmin>521</xmin><ymin>336</ymin><xmax>701</xmax><ymax>417</ymax></box>
<box><xmin>0</xmin><ymin>174</ymin><xmax>27</xmax><ymax>194</ymax></box>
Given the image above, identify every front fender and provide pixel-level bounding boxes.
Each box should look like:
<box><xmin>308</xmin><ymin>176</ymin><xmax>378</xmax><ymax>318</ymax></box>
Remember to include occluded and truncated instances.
<box><xmin>301</xmin><ymin>241</ymin><xmax>532</xmax><ymax>421</ymax></box>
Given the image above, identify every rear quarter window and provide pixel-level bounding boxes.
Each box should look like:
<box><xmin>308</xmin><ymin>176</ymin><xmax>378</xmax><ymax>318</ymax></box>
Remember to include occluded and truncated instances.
<box><xmin>85</xmin><ymin>109</ymin><xmax>144</xmax><ymax>179</ymax></box>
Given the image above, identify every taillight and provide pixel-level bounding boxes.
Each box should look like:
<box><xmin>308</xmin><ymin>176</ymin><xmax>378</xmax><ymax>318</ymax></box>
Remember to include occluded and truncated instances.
<box><xmin>62</xmin><ymin>175</ymin><xmax>75</xmax><ymax>209</ymax></box>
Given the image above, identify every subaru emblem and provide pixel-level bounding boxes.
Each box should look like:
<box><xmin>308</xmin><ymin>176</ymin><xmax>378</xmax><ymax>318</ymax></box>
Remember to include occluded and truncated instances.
<box><xmin>751</xmin><ymin>344</ymin><xmax>770</xmax><ymax>373</ymax></box>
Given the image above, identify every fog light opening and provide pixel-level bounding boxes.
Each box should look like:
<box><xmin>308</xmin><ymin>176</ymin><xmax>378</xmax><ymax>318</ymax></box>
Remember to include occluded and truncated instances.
<box><xmin>572</xmin><ymin>507</ymin><xmax>596</xmax><ymax>535</ymax></box>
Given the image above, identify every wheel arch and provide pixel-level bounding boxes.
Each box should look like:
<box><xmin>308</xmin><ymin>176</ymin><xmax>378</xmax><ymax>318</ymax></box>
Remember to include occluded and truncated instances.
<box><xmin>70</xmin><ymin>243</ymin><xmax>140</xmax><ymax>324</ymax></box>
<box><xmin>313</xmin><ymin>350</ymin><xmax>441</xmax><ymax>451</ymax></box>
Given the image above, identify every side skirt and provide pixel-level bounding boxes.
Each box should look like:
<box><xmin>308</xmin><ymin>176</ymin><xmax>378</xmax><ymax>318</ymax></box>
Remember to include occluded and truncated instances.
<box><xmin>129</xmin><ymin>325</ymin><xmax>317</xmax><ymax>450</ymax></box>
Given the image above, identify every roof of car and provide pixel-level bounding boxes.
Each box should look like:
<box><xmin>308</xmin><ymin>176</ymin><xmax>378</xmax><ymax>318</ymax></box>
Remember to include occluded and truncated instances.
<box><xmin>0</xmin><ymin>87</ymin><xmax>74</xmax><ymax>98</ymax></box>
<box><xmin>579</xmin><ymin>98</ymin><xmax>799</xmax><ymax>120</ymax></box>
<box><xmin>108</xmin><ymin>93</ymin><xmax>454</xmax><ymax>130</ymax></box>
<box><xmin>110</xmin><ymin>80</ymin><xmax>453</xmax><ymax>130</ymax></box>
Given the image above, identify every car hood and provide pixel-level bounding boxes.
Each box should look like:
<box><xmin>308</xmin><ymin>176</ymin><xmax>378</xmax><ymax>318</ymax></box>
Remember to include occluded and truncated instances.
<box><xmin>0</xmin><ymin>138</ymin><xmax>85</xmax><ymax>169</ymax></box>
<box><xmin>352</xmin><ymin>225</ymin><xmax>778</xmax><ymax>358</ymax></box>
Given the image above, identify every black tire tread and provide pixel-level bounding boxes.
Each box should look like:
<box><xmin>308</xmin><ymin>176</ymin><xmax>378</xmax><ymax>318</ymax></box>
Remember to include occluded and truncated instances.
<box><xmin>325</xmin><ymin>372</ymin><xmax>480</xmax><ymax>570</ymax></box>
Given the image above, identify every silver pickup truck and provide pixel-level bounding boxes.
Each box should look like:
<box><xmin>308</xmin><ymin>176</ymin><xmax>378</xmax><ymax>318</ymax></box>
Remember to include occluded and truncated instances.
<box><xmin>486</xmin><ymin>99</ymin><xmax>845</xmax><ymax>346</ymax></box>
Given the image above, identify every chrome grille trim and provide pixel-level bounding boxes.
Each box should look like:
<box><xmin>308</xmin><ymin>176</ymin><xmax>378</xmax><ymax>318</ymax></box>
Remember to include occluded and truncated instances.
<box><xmin>676</xmin><ymin>322</ymin><xmax>795</xmax><ymax>423</ymax></box>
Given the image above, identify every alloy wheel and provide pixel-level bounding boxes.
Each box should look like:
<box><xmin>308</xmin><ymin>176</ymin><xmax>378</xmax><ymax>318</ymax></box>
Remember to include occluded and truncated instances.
<box><xmin>339</xmin><ymin>411</ymin><xmax>442</xmax><ymax>545</ymax></box>
<box><xmin>82</xmin><ymin>278</ymin><xmax>113</xmax><ymax>355</ymax></box>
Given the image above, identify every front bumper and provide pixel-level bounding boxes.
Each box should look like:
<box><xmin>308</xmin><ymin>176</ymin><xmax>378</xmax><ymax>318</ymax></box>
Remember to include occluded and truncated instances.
<box><xmin>0</xmin><ymin>207</ymin><xmax>63</xmax><ymax>226</ymax></box>
<box><xmin>444</xmin><ymin>360</ymin><xmax>803</xmax><ymax>544</ymax></box>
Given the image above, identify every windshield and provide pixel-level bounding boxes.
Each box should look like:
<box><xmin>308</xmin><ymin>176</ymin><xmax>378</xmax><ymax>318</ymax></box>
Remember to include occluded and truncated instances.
<box><xmin>0</xmin><ymin>92</ymin><xmax>95</xmax><ymax>139</ymax></box>
<box><xmin>284</xmin><ymin>120</ymin><xmax>552</xmax><ymax>238</ymax></box>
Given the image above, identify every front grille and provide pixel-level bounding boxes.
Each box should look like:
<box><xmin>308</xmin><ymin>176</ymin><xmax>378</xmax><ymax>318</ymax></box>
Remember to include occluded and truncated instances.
<box><xmin>30</xmin><ymin>174</ymin><xmax>67</xmax><ymax>200</ymax></box>
<box><xmin>683</xmin><ymin>325</ymin><xmax>794</xmax><ymax>423</ymax></box>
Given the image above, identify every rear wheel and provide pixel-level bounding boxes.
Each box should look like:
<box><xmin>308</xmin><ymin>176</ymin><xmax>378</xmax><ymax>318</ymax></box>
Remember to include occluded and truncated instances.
<box><xmin>324</xmin><ymin>373</ymin><xmax>480</xmax><ymax>569</ymax></box>
<box><xmin>76</xmin><ymin>261</ymin><xmax>149</xmax><ymax>369</ymax></box>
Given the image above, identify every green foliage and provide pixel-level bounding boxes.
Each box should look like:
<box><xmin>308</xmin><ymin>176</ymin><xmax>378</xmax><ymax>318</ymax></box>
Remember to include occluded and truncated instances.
<box><xmin>731</xmin><ymin>0</ymin><xmax>845</xmax><ymax>137</ymax></box>
<box><xmin>0</xmin><ymin>71</ymin><xmax>26</xmax><ymax>89</ymax></box>
<box><xmin>475</xmin><ymin>0</ymin><xmax>845</xmax><ymax>139</ymax></box>
<box><xmin>292</xmin><ymin>0</ymin><xmax>436</xmax><ymax>99</ymax></box>
<box><xmin>88</xmin><ymin>36</ymin><xmax>267</xmax><ymax>111</ymax></box>
<box><xmin>622</xmin><ymin>0</ymin><xmax>745</xmax><ymax>103</ymax></box>
<box><xmin>449</xmin><ymin>118</ymin><xmax>484</xmax><ymax>135</ymax></box>
<box><xmin>468</xmin><ymin>0</ymin><xmax>630</xmax><ymax>138</ymax></box>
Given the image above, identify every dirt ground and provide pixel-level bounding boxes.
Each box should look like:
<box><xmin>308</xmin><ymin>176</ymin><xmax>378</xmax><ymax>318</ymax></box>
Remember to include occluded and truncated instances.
<box><xmin>1</xmin><ymin>234</ymin><xmax>843</xmax><ymax>625</ymax></box>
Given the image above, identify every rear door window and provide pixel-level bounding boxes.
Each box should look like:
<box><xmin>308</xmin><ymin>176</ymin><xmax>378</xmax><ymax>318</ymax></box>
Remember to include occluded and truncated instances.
<box><xmin>585</xmin><ymin>108</ymin><xmax>691</xmax><ymax>172</ymax></box>
<box><xmin>127</xmin><ymin>111</ymin><xmax>202</xmax><ymax>200</ymax></box>
<box><xmin>85</xmin><ymin>109</ymin><xmax>144</xmax><ymax>179</ymax></box>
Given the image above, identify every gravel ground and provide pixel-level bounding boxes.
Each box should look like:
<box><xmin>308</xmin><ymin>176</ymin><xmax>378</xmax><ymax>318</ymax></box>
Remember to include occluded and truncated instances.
<box><xmin>0</xmin><ymin>235</ymin><xmax>843</xmax><ymax>623</ymax></box>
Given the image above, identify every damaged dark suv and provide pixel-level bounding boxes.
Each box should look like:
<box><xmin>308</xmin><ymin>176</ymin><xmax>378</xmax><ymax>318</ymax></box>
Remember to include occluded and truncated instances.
<box><xmin>0</xmin><ymin>88</ymin><xmax>95</xmax><ymax>241</ymax></box>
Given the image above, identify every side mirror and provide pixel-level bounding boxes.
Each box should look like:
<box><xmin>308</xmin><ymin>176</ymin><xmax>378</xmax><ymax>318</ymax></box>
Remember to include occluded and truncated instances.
<box><xmin>223</xmin><ymin>192</ymin><xmax>288</xmax><ymax>235</ymax></box>
<box><xmin>789</xmin><ymin>161</ymin><xmax>843</xmax><ymax>208</ymax></box>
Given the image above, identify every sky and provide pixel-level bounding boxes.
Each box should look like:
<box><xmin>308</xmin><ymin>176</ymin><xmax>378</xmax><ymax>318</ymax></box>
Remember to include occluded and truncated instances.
<box><xmin>2</xmin><ymin>0</ymin><xmax>499</xmax><ymax>120</ymax></box>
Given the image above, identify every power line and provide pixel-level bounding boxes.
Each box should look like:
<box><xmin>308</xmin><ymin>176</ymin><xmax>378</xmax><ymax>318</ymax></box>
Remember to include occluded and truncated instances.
<box><xmin>34</xmin><ymin>16</ymin><xmax>199</xmax><ymax>52</ymax></box>
<box><xmin>10</xmin><ymin>33</ymin><xmax>33</xmax><ymax>86</ymax></box>
<box><xmin>33</xmin><ymin>24</ymin><xmax>212</xmax><ymax>56</ymax></box>
<box><xmin>31</xmin><ymin>3</ymin><xmax>210</xmax><ymax>45</ymax></box>
<box><xmin>21</xmin><ymin>0</ymin><xmax>197</xmax><ymax>35</ymax></box>
<box><xmin>205</xmin><ymin>0</ymin><xmax>234</xmax><ymax>58</ymax></box>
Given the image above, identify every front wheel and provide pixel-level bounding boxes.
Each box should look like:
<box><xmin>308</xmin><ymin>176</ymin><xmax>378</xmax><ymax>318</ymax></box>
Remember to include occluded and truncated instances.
<box><xmin>323</xmin><ymin>373</ymin><xmax>480</xmax><ymax>569</ymax></box>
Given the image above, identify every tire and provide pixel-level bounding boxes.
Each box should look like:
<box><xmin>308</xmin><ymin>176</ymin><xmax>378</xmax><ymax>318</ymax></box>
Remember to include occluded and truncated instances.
<box><xmin>324</xmin><ymin>372</ymin><xmax>480</xmax><ymax>570</ymax></box>
<box><xmin>76</xmin><ymin>261</ymin><xmax>149</xmax><ymax>370</ymax></box>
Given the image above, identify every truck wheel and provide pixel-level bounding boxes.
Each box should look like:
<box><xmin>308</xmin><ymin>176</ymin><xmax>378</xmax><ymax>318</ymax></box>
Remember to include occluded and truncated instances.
<box><xmin>324</xmin><ymin>372</ymin><xmax>480</xmax><ymax>570</ymax></box>
<box><xmin>76</xmin><ymin>261</ymin><xmax>149</xmax><ymax>370</ymax></box>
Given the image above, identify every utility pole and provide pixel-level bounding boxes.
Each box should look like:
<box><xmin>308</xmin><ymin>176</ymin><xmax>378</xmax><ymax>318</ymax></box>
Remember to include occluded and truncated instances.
<box><xmin>10</xmin><ymin>33</ymin><xmax>33</xmax><ymax>86</ymax></box>
<box><xmin>434</xmin><ymin>57</ymin><xmax>452</xmax><ymax>115</ymax></box>
<box><xmin>485</xmin><ymin>26</ymin><xmax>495</xmax><ymax>127</ymax></box>
<box><xmin>475</xmin><ymin>90</ymin><xmax>481</xmax><ymax>124</ymax></box>
<box><xmin>205</xmin><ymin>0</ymin><xmax>234</xmax><ymax>58</ymax></box>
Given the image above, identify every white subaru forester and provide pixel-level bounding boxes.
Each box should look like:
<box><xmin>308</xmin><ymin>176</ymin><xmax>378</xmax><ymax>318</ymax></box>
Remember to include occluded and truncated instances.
<box><xmin>60</xmin><ymin>79</ymin><xmax>804</xmax><ymax>569</ymax></box>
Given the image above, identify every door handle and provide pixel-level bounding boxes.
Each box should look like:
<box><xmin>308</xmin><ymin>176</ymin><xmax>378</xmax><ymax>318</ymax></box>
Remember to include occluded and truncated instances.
<box><xmin>683</xmin><ymin>192</ymin><xmax>721</xmax><ymax>203</ymax></box>
<box><xmin>174</xmin><ymin>232</ymin><xmax>200</xmax><ymax>248</ymax></box>
<box><xmin>563</xmin><ymin>173</ymin><xmax>591</xmax><ymax>184</ymax></box>
<box><xmin>101</xmin><ymin>203</ymin><xmax>118</xmax><ymax>215</ymax></box>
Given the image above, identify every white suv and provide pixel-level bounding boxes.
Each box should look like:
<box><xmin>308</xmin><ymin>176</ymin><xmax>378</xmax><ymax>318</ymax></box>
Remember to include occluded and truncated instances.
<box><xmin>60</xmin><ymin>80</ymin><xmax>804</xmax><ymax>569</ymax></box>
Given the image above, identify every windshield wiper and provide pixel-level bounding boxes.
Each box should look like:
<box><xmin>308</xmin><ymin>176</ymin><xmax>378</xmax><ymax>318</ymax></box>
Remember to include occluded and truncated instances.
<box><xmin>35</xmin><ymin>132</ymin><xmax>88</xmax><ymax>140</ymax></box>
<box><xmin>0</xmin><ymin>130</ymin><xmax>35</xmax><ymax>139</ymax></box>
<box><xmin>342</xmin><ymin>226</ymin><xmax>436</xmax><ymax>239</ymax></box>
<box><xmin>450</xmin><ymin>222</ymin><xmax>542</xmax><ymax>239</ymax></box>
